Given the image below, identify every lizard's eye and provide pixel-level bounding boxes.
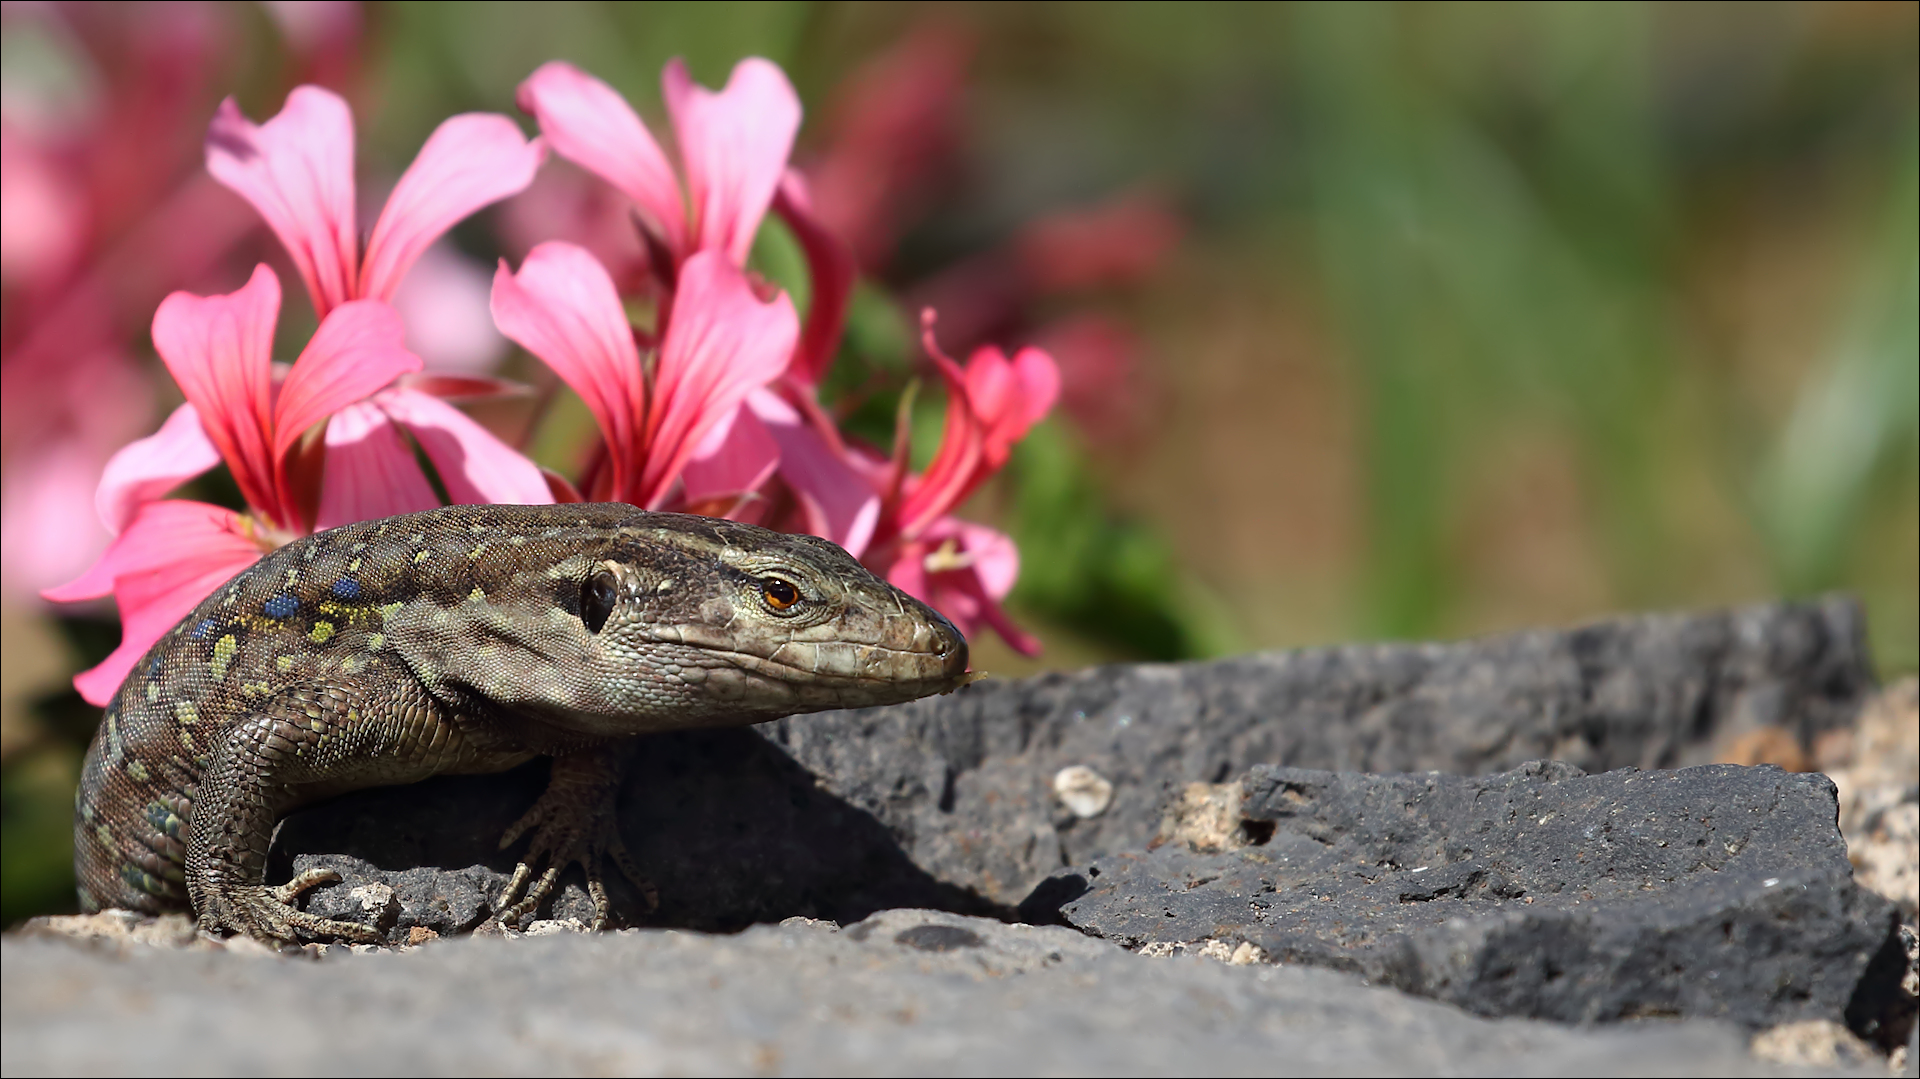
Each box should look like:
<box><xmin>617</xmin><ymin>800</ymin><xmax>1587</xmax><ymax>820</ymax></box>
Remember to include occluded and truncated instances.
<box><xmin>581</xmin><ymin>571</ymin><xmax>619</xmax><ymax>633</ymax></box>
<box><xmin>760</xmin><ymin>577</ymin><xmax>801</xmax><ymax>612</ymax></box>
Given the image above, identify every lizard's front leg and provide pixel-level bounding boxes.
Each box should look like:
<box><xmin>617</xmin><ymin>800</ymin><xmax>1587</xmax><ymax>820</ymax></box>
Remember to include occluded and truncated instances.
<box><xmin>186</xmin><ymin>705</ymin><xmax>382</xmax><ymax>946</ymax></box>
<box><xmin>495</xmin><ymin>744</ymin><xmax>655</xmax><ymax>928</ymax></box>
<box><xmin>183</xmin><ymin>674</ymin><xmax>472</xmax><ymax>946</ymax></box>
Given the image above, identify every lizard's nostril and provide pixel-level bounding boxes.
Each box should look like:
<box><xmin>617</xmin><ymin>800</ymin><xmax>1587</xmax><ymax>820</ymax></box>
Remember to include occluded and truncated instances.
<box><xmin>933</xmin><ymin>623</ymin><xmax>969</xmax><ymax>677</ymax></box>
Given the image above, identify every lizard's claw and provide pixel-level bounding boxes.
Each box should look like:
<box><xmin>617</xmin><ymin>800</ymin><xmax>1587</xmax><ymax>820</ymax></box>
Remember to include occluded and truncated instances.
<box><xmin>198</xmin><ymin>868</ymin><xmax>380</xmax><ymax>948</ymax></box>
<box><xmin>492</xmin><ymin>752</ymin><xmax>657</xmax><ymax>929</ymax></box>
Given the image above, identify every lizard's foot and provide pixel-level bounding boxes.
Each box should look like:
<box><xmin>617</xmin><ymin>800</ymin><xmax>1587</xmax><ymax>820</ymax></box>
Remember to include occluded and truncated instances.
<box><xmin>197</xmin><ymin>868</ymin><xmax>381</xmax><ymax>947</ymax></box>
<box><xmin>494</xmin><ymin>751</ymin><xmax>657</xmax><ymax>930</ymax></box>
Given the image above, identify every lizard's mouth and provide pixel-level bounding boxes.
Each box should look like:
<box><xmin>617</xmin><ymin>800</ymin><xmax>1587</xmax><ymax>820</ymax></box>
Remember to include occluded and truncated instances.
<box><xmin>707</xmin><ymin>637</ymin><xmax>971</xmax><ymax>698</ymax></box>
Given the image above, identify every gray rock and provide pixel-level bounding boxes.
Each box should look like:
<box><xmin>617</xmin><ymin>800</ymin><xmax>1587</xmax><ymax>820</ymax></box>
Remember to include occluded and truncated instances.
<box><xmin>7</xmin><ymin>599</ymin><xmax>1897</xmax><ymax>1075</ymax></box>
<box><xmin>267</xmin><ymin>597</ymin><xmax>1873</xmax><ymax>928</ymax></box>
<box><xmin>0</xmin><ymin>913</ymin><xmax>1835</xmax><ymax>1077</ymax></box>
<box><xmin>1050</xmin><ymin>761</ymin><xmax>1910</xmax><ymax>1043</ymax></box>
<box><xmin>295</xmin><ymin>856</ymin><xmax>498</xmax><ymax>939</ymax></box>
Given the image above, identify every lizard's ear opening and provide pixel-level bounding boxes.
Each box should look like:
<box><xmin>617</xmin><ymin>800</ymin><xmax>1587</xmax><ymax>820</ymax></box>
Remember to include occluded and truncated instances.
<box><xmin>581</xmin><ymin>569</ymin><xmax>619</xmax><ymax>634</ymax></box>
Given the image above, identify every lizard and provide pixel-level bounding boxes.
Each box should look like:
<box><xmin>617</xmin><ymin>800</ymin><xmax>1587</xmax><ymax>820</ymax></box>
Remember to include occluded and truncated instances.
<box><xmin>72</xmin><ymin>502</ymin><xmax>970</xmax><ymax>947</ymax></box>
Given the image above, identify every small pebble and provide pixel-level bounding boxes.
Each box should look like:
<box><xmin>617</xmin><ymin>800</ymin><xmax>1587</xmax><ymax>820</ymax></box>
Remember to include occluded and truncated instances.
<box><xmin>1053</xmin><ymin>765</ymin><xmax>1115</xmax><ymax>818</ymax></box>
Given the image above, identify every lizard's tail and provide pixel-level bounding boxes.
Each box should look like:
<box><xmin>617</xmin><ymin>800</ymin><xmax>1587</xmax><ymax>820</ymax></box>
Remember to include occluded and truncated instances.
<box><xmin>72</xmin><ymin>709</ymin><xmax>192</xmax><ymax>915</ymax></box>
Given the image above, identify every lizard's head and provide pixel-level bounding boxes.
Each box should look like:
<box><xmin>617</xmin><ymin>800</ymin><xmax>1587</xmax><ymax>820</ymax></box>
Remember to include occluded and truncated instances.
<box><xmin>402</xmin><ymin>508</ymin><xmax>971</xmax><ymax>736</ymax></box>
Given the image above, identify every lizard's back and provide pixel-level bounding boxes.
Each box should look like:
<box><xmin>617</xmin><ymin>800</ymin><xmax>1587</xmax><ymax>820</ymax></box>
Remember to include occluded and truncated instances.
<box><xmin>73</xmin><ymin>503</ymin><xmax>642</xmax><ymax>913</ymax></box>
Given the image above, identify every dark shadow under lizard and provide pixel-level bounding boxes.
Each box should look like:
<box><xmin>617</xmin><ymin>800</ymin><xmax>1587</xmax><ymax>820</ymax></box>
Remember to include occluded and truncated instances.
<box><xmin>267</xmin><ymin>725</ymin><xmax>1004</xmax><ymax>941</ymax></box>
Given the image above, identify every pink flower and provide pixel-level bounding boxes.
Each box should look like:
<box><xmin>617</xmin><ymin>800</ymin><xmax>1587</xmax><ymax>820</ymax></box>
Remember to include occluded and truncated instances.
<box><xmin>517</xmin><ymin>59</ymin><xmax>799</xmax><ymax>272</ymax></box>
<box><xmin>516</xmin><ymin>61</ymin><xmax>854</xmax><ymax>391</ymax></box>
<box><xmin>44</xmin><ymin>263</ymin><xmax>549</xmax><ymax>705</ymax></box>
<box><xmin>490</xmin><ymin>242</ymin><xmax>798</xmax><ymax>510</ymax></box>
<box><xmin>882</xmin><ymin>517</ymin><xmax>1035</xmax><ymax>657</ymax></box>
<box><xmin>752</xmin><ymin>314</ymin><xmax>1058</xmax><ymax>654</ymax></box>
<box><xmin>0</xmin><ymin>348</ymin><xmax>151</xmax><ymax>603</ymax></box>
<box><xmin>862</xmin><ymin>316</ymin><xmax>1058</xmax><ymax>653</ymax></box>
<box><xmin>206</xmin><ymin>84</ymin><xmax>545</xmax><ymax>321</ymax></box>
<box><xmin>886</xmin><ymin>314</ymin><xmax>1061</xmax><ymax>542</ymax></box>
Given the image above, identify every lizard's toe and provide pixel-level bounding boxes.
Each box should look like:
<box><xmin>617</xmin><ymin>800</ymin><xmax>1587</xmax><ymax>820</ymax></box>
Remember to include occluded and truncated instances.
<box><xmin>200</xmin><ymin>883</ymin><xmax>381</xmax><ymax>947</ymax></box>
<box><xmin>492</xmin><ymin>757</ymin><xmax>654</xmax><ymax>929</ymax></box>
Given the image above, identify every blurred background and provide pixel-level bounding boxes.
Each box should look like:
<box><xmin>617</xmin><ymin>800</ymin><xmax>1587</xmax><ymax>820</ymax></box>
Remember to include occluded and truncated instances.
<box><xmin>3</xmin><ymin>1</ymin><xmax>1915</xmax><ymax>924</ymax></box>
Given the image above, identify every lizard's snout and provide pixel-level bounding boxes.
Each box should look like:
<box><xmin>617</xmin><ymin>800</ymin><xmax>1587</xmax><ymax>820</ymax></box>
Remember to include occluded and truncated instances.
<box><xmin>929</xmin><ymin>617</ymin><xmax>969</xmax><ymax>681</ymax></box>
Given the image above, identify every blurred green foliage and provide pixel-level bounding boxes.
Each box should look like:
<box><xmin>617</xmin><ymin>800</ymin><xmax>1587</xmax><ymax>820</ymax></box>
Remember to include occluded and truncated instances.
<box><xmin>1756</xmin><ymin>123</ymin><xmax>1919</xmax><ymax>597</ymax></box>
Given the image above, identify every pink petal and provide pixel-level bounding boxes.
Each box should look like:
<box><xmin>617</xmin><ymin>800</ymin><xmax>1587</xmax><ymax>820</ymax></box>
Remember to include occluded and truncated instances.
<box><xmin>273</xmin><ymin>299</ymin><xmax>421</xmax><ymax>463</ymax></box>
<box><xmin>642</xmin><ymin>252</ymin><xmax>797</xmax><ymax>507</ymax></box>
<box><xmin>46</xmin><ymin>500</ymin><xmax>264</xmax><ymax>703</ymax></box>
<box><xmin>903</xmin><ymin>518</ymin><xmax>1038</xmax><ymax>657</ymax></box>
<box><xmin>747</xmin><ymin>388</ymin><xmax>879</xmax><ymax>556</ymax></box>
<box><xmin>43</xmin><ymin>500</ymin><xmax>242</xmax><ymax>604</ymax></box>
<box><xmin>150</xmin><ymin>263</ymin><xmax>284</xmax><ymax>523</ymax></box>
<box><xmin>961</xmin><ymin>346</ymin><xmax>1015</xmax><ymax>424</ymax></box>
<box><xmin>961</xmin><ymin>344</ymin><xmax>1056</xmax><ymax>466</ymax></box>
<box><xmin>205</xmin><ymin>87</ymin><xmax>359</xmax><ymax>317</ymax></box>
<box><xmin>74</xmin><ymin>513</ymin><xmax>267</xmax><ymax>706</ymax></box>
<box><xmin>518</xmin><ymin>62</ymin><xmax>687</xmax><ymax>257</ymax></box>
<box><xmin>374</xmin><ymin>388</ymin><xmax>553</xmax><ymax>506</ymax></box>
<box><xmin>543</xmin><ymin>468</ymin><xmax>585</xmax><ymax>503</ymax></box>
<box><xmin>664</xmin><ymin>58</ymin><xmax>802</xmax><ymax>267</ymax></box>
<box><xmin>94</xmin><ymin>402</ymin><xmax>223</xmax><ymax>535</ymax></box>
<box><xmin>360</xmin><ymin>113</ymin><xmax>547</xmax><ymax>303</ymax></box>
<box><xmin>772</xmin><ymin>171</ymin><xmax>855</xmax><ymax>387</ymax></box>
<box><xmin>489</xmin><ymin>242</ymin><xmax>647</xmax><ymax>502</ymax></box>
<box><xmin>312</xmin><ymin>400</ymin><xmax>443</xmax><ymax>531</ymax></box>
<box><xmin>944</xmin><ymin>519</ymin><xmax>1021</xmax><ymax>600</ymax></box>
<box><xmin>681</xmin><ymin>402</ymin><xmax>780</xmax><ymax>506</ymax></box>
<box><xmin>980</xmin><ymin>345</ymin><xmax>1060</xmax><ymax>462</ymax></box>
<box><xmin>882</xmin><ymin>541</ymin><xmax>929</xmax><ymax>601</ymax></box>
<box><xmin>956</xmin><ymin>575</ymin><xmax>1041</xmax><ymax>657</ymax></box>
<box><xmin>898</xmin><ymin>320</ymin><xmax>986</xmax><ymax>536</ymax></box>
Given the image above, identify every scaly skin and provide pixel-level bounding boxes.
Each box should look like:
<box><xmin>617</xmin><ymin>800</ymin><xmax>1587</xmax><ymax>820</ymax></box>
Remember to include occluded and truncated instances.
<box><xmin>73</xmin><ymin>503</ymin><xmax>968</xmax><ymax>945</ymax></box>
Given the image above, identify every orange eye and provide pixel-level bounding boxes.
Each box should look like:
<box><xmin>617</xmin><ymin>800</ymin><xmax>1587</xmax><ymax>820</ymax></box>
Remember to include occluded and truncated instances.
<box><xmin>762</xmin><ymin>578</ymin><xmax>800</xmax><ymax>610</ymax></box>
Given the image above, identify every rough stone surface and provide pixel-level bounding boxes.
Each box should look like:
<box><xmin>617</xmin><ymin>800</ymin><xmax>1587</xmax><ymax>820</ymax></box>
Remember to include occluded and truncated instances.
<box><xmin>0</xmin><ymin>913</ymin><xmax>1852</xmax><ymax>1077</ymax></box>
<box><xmin>1047</xmin><ymin>761</ymin><xmax>1912</xmax><ymax>1042</ymax></box>
<box><xmin>1828</xmin><ymin>679</ymin><xmax>1920</xmax><ymax>919</ymax></box>
<box><xmin>9</xmin><ymin>598</ymin><xmax>1897</xmax><ymax>1074</ymax></box>
<box><xmin>267</xmin><ymin>597</ymin><xmax>1873</xmax><ymax>928</ymax></box>
<box><xmin>1750</xmin><ymin>1020</ymin><xmax>1885</xmax><ymax>1071</ymax></box>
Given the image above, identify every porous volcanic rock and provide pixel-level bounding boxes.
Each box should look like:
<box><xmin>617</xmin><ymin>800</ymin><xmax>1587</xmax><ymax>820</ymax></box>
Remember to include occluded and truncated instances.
<box><xmin>0</xmin><ymin>912</ymin><xmax>1828</xmax><ymax>1076</ymax></box>
<box><xmin>9</xmin><ymin>598</ymin><xmax>1903</xmax><ymax>1075</ymax></box>
<box><xmin>268</xmin><ymin>597</ymin><xmax>1873</xmax><ymax>927</ymax></box>
<box><xmin>1047</xmin><ymin>760</ymin><xmax>1912</xmax><ymax>1046</ymax></box>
